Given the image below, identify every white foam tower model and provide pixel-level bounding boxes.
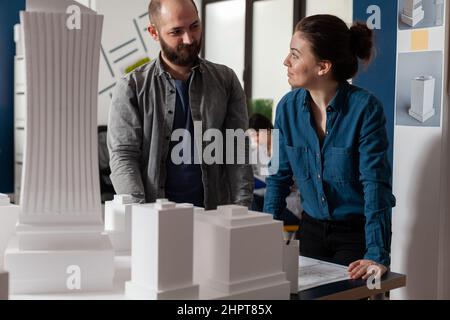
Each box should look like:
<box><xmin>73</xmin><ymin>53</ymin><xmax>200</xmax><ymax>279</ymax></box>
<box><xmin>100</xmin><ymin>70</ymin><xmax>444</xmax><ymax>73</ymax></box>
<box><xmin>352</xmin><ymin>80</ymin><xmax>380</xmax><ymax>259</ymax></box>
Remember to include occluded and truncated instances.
<box><xmin>104</xmin><ymin>195</ymin><xmax>133</xmax><ymax>254</ymax></box>
<box><xmin>126</xmin><ymin>200</ymin><xmax>291</xmax><ymax>300</ymax></box>
<box><xmin>4</xmin><ymin>0</ymin><xmax>114</xmax><ymax>294</ymax></box>
<box><xmin>125</xmin><ymin>199</ymin><xmax>199</xmax><ymax>300</ymax></box>
<box><xmin>193</xmin><ymin>205</ymin><xmax>290</xmax><ymax>299</ymax></box>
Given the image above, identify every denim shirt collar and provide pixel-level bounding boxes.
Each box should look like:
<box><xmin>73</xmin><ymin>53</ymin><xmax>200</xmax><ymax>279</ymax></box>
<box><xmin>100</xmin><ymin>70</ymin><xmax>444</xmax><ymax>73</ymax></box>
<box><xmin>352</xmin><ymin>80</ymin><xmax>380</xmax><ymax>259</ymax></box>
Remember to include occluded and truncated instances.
<box><xmin>302</xmin><ymin>81</ymin><xmax>350</xmax><ymax>112</ymax></box>
<box><xmin>155</xmin><ymin>53</ymin><xmax>205</xmax><ymax>78</ymax></box>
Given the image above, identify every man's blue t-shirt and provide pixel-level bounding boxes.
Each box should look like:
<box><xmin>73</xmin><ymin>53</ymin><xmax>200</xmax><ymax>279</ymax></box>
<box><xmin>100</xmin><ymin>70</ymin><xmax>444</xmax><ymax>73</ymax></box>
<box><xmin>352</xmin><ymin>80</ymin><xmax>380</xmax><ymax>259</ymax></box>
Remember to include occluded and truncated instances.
<box><xmin>165</xmin><ymin>78</ymin><xmax>204</xmax><ymax>207</ymax></box>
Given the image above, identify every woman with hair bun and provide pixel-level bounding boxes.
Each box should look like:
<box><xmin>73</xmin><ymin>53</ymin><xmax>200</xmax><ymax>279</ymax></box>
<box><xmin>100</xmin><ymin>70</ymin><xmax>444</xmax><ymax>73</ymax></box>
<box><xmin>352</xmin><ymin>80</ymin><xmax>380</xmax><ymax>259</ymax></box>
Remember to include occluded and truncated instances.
<box><xmin>264</xmin><ymin>15</ymin><xmax>396</xmax><ymax>280</ymax></box>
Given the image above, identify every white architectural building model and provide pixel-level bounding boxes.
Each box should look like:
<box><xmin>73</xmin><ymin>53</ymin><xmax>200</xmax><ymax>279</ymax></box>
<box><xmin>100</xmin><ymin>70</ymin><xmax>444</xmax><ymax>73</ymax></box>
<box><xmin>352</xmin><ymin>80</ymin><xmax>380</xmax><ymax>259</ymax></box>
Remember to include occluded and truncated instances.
<box><xmin>409</xmin><ymin>76</ymin><xmax>436</xmax><ymax>122</ymax></box>
<box><xmin>4</xmin><ymin>0</ymin><xmax>114</xmax><ymax>294</ymax></box>
<box><xmin>194</xmin><ymin>205</ymin><xmax>290</xmax><ymax>300</ymax></box>
<box><xmin>126</xmin><ymin>199</ymin><xmax>199</xmax><ymax>300</ymax></box>
<box><xmin>126</xmin><ymin>200</ymin><xmax>290</xmax><ymax>300</ymax></box>
<box><xmin>104</xmin><ymin>195</ymin><xmax>133</xmax><ymax>254</ymax></box>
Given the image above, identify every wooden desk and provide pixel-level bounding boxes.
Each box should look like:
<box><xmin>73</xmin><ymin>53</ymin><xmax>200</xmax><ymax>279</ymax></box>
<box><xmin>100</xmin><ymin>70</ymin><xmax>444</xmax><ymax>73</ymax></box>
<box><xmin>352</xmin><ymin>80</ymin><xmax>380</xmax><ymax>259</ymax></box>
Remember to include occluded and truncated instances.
<box><xmin>294</xmin><ymin>271</ymin><xmax>406</xmax><ymax>300</ymax></box>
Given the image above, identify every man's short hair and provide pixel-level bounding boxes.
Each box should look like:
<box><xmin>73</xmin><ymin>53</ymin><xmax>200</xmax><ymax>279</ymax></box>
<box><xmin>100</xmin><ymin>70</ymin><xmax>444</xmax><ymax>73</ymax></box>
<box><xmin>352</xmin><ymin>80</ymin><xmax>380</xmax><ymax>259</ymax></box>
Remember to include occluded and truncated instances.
<box><xmin>148</xmin><ymin>0</ymin><xmax>198</xmax><ymax>27</ymax></box>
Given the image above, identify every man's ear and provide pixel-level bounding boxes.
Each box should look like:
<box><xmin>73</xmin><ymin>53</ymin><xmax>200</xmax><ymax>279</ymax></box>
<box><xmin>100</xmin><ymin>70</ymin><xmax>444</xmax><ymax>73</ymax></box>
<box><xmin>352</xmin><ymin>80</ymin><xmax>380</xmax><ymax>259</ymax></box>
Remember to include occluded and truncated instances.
<box><xmin>317</xmin><ymin>60</ymin><xmax>332</xmax><ymax>76</ymax></box>
<box><xmin>148</xmin><ymin>24</ymin><xmax>159</xmax><ymax>41</ymax></box>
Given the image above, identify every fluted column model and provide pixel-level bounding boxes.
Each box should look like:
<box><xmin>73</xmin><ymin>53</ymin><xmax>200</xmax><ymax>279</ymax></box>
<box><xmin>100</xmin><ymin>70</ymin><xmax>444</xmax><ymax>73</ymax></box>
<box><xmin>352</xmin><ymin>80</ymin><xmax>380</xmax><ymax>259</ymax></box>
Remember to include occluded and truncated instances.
<box><xmin>4</xmin><ymin>0</ymin><xmax>114</xmax><ymax>294</ymax></box>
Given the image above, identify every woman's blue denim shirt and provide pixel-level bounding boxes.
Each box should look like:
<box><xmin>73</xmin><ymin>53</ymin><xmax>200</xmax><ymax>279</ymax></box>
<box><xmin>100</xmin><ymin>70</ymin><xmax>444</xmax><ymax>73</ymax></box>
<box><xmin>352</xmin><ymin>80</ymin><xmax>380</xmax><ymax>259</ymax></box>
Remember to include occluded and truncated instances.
<box><xmin>264</xmin><ymin>82</ymin><xmax>396</xmax><ymax>266</ymax></box>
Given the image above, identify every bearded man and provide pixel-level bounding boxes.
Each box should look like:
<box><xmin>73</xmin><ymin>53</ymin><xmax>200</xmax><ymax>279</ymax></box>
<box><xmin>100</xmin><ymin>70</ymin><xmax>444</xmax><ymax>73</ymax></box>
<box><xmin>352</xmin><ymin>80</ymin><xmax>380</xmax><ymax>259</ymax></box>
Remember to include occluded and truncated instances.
<box><xmin>107</xmin><ymin>0</ymin><xmax>253</xmax><ymax>208</ymax></box>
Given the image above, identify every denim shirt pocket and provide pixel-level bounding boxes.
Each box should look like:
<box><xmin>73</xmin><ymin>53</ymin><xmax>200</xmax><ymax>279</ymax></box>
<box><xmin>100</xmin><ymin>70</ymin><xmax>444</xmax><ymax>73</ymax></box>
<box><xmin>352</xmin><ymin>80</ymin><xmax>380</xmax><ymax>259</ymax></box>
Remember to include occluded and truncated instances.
<box><xmin>285</xmin><ymin>145</ymin><xmax>310</xmax><ymax>181</ymax></box>
<box><xmin>331</xmin><ymin>146</ymin><xmax>358</xmax><ymax>183</ymax></box>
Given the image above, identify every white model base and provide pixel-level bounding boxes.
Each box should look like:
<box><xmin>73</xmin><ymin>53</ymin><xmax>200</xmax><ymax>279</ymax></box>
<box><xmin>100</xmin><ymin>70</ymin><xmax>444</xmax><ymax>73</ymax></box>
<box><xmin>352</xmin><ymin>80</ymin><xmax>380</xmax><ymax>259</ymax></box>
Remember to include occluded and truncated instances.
<box><xmin>125</xmin><ymin>281</ymin><xmax>199</xmax><ymax>300</ymax></box>
<box><xmin>200</xmin><ymin>281</ymin><xmax>290</xmax><ymax>300</ymax></box>
<box><xmin>409</xmin><ymin>107</ymin><xmax>435</xmax><ymax>123</ymax></box>
<box><xmin>106</xmin><ymin>232</ymin><xmax>131</xmax><ymax>255</ymax></box>
<box><xmin>4</xmin><ymin>234</ymin><xmax>114</xmax><ymax>294</ymax></box>
<box><xmin>0</xmin><ymin>271</ymin><xmax>8</xmax><ymax>300</ymax></box>
<box><xmin>0</xmin><ymin>203</ymin><xmax>19</xmax><ymax>269</ymax></box>
<box><xmin>401</xmin><ymin>10</ymin><xmax>424</xmax><ymax>27</ymax></box>
<box><xmin>203</xmin><ymin>272</ymin><xmax>288</xmax><ymax>295</ymax></box>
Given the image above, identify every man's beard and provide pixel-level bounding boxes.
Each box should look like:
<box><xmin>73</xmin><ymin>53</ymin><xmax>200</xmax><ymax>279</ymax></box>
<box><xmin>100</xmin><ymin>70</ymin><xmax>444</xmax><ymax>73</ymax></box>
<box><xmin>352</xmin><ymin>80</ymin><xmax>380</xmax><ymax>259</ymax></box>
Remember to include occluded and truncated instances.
<box><xmin>159</xmin><ymin>35</ymin><xmax>202</xmax><ymax>67</ymax></box>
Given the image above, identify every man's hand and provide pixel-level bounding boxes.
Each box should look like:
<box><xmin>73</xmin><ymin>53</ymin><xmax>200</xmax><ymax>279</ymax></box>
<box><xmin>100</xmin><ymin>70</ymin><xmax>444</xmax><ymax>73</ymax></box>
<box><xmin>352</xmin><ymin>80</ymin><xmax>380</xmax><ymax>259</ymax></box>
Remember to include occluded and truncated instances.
<box><xmin>348</xmin><ymin>259</ymin><xmax>387</xmax><ymax>280</ymax></box>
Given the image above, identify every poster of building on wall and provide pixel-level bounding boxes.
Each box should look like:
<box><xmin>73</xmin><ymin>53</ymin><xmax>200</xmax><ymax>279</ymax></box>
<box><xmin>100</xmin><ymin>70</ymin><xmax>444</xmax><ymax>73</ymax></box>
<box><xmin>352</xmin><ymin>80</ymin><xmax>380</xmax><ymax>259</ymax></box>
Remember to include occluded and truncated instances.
<box><xmin>395</xmin><ymin>0</ymin><xmax>447</xmax><ymax>127</ymax></box>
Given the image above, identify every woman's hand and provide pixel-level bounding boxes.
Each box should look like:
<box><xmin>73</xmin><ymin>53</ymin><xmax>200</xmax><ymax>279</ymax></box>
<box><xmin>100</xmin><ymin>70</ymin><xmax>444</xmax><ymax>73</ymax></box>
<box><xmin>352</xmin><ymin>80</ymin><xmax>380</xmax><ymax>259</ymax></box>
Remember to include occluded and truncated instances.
<box><xmin>348</xmin><ymin>259</ymin><xmax>387</xmax><ymax>280</ymax></box>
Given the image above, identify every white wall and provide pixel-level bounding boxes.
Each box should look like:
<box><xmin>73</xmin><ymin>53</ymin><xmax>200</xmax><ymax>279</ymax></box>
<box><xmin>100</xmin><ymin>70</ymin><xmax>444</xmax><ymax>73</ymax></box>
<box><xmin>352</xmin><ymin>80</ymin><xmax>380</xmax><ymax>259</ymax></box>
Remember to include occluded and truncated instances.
<box><xmin>93</xmin><ymin>0</ymin><xmax>160</xmax><ymax>125</ymax></box>
<box><xmin>441</xmin><ymin>7</ymin><xmax>450</xmax><ymax>298</ymax></box>
<box><xmin>204</xmin><ymin>0</ymin><xmax>245</xmax><ymax>86</ymax></box>
<box><xmin>252</xmin><ymin>0</ymin><xmax>293</xmax><ymax>119</ymax></box>
<box><xmin>391</xmin><ymin>128</ymin><xmax>443</xmax><ymax>299</ymax></box>
<box><xmin>77</xmin><ymin>0</ymin><xmax>202</xmax><ymax>125</ymax></box>
<box><xmin>250</xmin><ymin>0</ymin><xmax>354</xmax><ymax>120</ymax></box>
<box><xmin>306</xmin><ymin>0</ymin><xmax>353</xmax><ymax>25</ymax></box>
<box><xmin>391</xmin><ymin>2</ymin><xmax>450</xmax><ymax>299</ymax></box>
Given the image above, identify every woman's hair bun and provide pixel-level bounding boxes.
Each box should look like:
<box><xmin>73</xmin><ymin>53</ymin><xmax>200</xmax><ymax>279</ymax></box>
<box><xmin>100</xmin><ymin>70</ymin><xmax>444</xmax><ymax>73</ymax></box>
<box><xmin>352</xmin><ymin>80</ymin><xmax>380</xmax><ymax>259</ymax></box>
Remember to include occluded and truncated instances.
<box><xmin>350</xmin><ymin>22</ymin><xmax>373</xmax><ymax>62</ymax></box>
